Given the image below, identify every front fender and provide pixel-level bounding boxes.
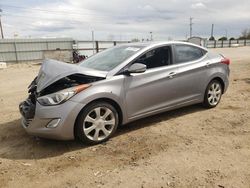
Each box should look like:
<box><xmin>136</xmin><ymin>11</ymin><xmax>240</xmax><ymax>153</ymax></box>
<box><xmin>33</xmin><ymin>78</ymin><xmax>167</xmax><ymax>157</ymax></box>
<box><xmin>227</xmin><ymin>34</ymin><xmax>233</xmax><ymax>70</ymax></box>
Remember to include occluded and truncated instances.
<box><xmin>69</xmin><ymin>75</ymin><xmax>127</xmax><ymax>123</ymax></box>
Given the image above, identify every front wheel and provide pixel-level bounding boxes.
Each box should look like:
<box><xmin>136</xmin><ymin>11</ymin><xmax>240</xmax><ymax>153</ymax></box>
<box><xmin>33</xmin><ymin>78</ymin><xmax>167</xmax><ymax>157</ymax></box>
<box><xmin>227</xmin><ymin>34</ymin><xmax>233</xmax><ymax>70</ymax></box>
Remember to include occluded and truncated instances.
<box><xmin>76</xmin><ymin>102</ymin><xmax>119</xmax><ymax>144</ymax></box>
<box><xmin>203</xmin><ymin>80</ymin><xmax>223</xmax><ymax>108</ymax></box>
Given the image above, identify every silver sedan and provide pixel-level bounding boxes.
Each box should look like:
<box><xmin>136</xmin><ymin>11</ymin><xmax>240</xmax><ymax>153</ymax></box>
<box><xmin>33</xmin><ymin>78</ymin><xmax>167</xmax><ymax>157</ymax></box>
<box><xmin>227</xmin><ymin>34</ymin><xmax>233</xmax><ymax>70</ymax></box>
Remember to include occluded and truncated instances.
<box><xmin>19</xmin><ymin>41</ymin><xmax>230</xmax><ymax>144</ymax></box>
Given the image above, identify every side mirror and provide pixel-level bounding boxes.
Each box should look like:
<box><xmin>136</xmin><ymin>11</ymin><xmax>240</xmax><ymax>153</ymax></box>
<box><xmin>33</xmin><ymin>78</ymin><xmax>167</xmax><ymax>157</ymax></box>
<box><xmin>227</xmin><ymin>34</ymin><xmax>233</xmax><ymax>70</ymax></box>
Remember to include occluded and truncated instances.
<box><xmin>126</xmin><ymin>63</ymin><xmax>147</xmax><ymax>74</ymax></box>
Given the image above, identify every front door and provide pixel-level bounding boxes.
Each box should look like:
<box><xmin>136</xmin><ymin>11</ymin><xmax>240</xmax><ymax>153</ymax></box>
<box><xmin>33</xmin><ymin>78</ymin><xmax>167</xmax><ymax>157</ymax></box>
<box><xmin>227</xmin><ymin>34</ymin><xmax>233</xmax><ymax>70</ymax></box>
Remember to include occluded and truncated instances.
<box><xmin>124</xmin><ymin>46</ymin><xmax>181</xmax><ymax>120</ymax></box>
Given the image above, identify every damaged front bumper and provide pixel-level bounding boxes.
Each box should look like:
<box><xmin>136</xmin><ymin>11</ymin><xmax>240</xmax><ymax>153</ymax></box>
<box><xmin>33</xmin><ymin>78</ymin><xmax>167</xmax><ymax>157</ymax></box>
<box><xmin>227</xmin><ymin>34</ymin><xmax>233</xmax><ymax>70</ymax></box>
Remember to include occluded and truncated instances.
<box><xmin>19</xmin><ymin>59</ymin><xmax>106</xmax><ymax>140</ymax></box>
<box><xmin>19</xmin><ymin>98</ymin><xmax>85</xmax><ymax>140</ymax></box>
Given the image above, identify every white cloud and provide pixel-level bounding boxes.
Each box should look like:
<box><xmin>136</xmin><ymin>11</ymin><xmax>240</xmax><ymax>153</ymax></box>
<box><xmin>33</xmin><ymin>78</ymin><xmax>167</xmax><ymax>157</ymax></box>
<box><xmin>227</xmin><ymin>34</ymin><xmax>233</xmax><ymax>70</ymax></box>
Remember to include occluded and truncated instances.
<box><xmin>1</xmin><ymin>0</ymin><xmax>250</xmax><ymax>40</ymax></box>
<box><xmin>191</xmin><ymin>2</ymin><xmax>206</xmax><ymax>9</ymax></box>
<box><xmin>138</xmin><ymin>5</ymin><xmax>155</xmax><ymax>11</ymax></box>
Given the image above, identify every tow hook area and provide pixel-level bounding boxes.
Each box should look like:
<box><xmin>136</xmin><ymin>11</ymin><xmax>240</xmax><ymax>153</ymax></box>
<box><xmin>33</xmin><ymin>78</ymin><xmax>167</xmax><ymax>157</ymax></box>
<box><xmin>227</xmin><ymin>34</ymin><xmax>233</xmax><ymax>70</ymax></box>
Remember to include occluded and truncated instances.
<box><xmin>19</xmin><ymin>99</ymin><xmax>36</xmax><ymax>120</ymax></box>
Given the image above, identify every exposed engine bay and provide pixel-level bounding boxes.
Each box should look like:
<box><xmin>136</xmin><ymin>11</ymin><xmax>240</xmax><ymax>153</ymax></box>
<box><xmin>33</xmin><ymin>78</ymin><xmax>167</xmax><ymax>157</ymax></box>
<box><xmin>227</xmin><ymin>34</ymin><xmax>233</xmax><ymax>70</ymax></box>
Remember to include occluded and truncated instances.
<box><xmin>19</xmin><ymin>73</ymin><xmax>104</xmax><ymax>120</ymax></box>
<box><xmin>39</xmin><ymin>74</ymin><xmax>104</xmax><ymax>96</ymax></box>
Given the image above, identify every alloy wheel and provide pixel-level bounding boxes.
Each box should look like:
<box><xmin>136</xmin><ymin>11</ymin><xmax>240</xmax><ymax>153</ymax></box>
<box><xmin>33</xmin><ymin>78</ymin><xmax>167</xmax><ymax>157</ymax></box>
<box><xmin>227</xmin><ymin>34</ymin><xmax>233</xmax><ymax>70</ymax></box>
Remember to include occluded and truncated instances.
<box><xmin>83</xmin><ymin>107</ymin><xmax>116</xmax><ymax>141</ymax></box>
<box><xmin>207</xmin><ymin>82</ymin><xmax>222</xmax><ymax>106</ymax></box>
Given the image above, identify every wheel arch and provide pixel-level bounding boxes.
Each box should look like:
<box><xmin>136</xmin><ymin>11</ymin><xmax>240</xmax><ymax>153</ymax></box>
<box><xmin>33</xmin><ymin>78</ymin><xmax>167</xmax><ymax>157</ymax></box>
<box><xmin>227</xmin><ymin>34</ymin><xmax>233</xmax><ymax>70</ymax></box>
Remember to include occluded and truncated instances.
<box><xmin>210</xmin><ymin>77</ymin><xmax>225</xmax><ymax>93</ymax></box>
<box><xmin>74</xmin><ymin>97</ymin><xmax>123</xmax><ymax>139</ymax></box>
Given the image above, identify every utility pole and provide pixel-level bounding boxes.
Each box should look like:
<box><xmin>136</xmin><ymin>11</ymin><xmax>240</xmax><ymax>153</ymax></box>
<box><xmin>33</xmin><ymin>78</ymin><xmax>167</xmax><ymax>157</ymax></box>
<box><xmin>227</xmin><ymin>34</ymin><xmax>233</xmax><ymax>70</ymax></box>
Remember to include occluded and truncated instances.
<box><xmin>0</xmin><ymin>9</ymin><xmax>4</xmax><ymax>39</ymax></box>
<box><xmin>225</xmin><ymin>29</ymin><xmax>228</xmax><ymax>39</ymax></box>
<box><xmin>189</xmin><ymin>17</ymin><xmax>193</xmax><ymax>38</ymax></box>
<box><xmin>149</xmin><ymin>32</ymin><xmax>153</xmax><ymax>41</ymax></box>
<box><xmin>211</xmin><ymin>24</ymin><xmax>214</xmax><ymax>38</ymax></box>
<box><xmin>91</xmin><ymin>30</ymin><xmax>95</xmax><ymax>54</ymax></box>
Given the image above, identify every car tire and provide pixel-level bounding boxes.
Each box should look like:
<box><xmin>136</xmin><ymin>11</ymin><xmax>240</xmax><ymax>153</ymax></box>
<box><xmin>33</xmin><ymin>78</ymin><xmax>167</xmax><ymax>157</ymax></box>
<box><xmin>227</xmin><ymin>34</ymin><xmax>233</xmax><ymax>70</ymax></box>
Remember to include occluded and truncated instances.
<box><xmin>76</xmin><ymin>101</ymin><xmax>119</xmax><ymax>144</ymax></box>
<box><xmin>203</xmin><ymin>80</ymin><xmax>223</xmax><ymax>108</ymax></box>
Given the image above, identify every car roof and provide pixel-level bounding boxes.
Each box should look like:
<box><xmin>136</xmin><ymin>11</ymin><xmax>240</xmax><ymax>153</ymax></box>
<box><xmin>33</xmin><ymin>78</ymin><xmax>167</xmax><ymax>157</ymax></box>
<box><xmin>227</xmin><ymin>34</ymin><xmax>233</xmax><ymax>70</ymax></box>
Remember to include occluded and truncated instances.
<box><xmin>121</xmin><ymin>41</ymin><xmax>207</xmax><ymax>51</ymax></box>
<box><xmin>107</xmin><ymin>41</ymin><xmax>208</xmax><ymax>77</ymax></box>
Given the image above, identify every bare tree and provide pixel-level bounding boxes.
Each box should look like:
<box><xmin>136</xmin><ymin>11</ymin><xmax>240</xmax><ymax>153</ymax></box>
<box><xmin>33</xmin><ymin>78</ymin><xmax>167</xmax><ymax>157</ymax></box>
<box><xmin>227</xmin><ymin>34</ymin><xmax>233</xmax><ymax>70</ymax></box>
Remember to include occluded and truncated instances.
<box><xmin>239</xmin><ymin>28</ymin><xmax>250</xmax><ymax>39</ymax></box>
<box><xmin>131</xmin><ymin>38</ymin><xmax>140</xmax><ymax>42</ymax></box>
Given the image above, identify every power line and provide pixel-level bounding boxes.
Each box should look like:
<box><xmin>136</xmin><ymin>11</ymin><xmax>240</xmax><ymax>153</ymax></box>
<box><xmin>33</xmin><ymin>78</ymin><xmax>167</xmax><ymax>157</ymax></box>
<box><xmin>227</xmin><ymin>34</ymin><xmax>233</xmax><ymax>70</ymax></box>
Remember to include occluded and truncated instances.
<box><xmin>2</xmin><ymin>12</ymin><xmax>121</xmax><ymax>25</ymax></box>
<box><xmin>0</xmin><ymin>11</ymin><xmax>130</xmax><ymax>40</ymax></box>
<box><xmin>0</xmin><ymin>3</ymin><xmax>125</xmax><ymax>18</ymax></box>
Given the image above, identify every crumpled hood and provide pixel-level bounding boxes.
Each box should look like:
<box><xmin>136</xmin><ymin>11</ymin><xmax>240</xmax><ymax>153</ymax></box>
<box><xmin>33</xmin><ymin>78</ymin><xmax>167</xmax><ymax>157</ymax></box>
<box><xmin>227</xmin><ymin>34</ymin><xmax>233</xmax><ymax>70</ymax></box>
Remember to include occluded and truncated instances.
<box><xmin>36</xmin><ymin>59</ymin><xmax>107</xmax><ymax>93</ymax></box>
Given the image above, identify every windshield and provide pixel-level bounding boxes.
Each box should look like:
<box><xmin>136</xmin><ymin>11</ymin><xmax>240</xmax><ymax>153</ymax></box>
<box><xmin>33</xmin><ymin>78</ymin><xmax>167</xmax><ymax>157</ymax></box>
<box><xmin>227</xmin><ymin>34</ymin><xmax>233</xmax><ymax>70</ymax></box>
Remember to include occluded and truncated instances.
<box><xmin>79</xmin><ymin>45</ymin><xmax>144</xmax><ymax>71</ymax></box>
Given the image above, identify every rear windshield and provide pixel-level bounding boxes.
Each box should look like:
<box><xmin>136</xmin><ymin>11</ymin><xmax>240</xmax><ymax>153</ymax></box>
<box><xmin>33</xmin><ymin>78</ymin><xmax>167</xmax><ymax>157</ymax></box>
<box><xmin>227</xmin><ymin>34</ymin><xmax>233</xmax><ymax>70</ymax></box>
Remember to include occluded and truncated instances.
<box><xmin>79</xmin><ymin>45</ymin><xmax>144</xmax><ymax>71</ymax></box>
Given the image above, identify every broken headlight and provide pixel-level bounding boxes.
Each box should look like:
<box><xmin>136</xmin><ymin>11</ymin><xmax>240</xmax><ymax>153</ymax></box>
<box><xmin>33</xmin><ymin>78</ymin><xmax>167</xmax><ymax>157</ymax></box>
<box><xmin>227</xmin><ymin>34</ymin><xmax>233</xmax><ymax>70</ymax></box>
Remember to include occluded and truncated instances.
<box><xmin>37</xmin><ymin>84</ymin><xmax>91</xmax><ymax>106</ymax></box>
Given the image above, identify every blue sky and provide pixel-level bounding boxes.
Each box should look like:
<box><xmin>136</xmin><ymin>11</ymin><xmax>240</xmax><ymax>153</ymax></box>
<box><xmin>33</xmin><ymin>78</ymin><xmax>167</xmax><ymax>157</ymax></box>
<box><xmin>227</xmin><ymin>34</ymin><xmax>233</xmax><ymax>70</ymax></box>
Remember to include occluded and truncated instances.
<box><xmin>0</xmin><ymin>0</ymin><xmax>250</xmax><ymax>40</ymax></box>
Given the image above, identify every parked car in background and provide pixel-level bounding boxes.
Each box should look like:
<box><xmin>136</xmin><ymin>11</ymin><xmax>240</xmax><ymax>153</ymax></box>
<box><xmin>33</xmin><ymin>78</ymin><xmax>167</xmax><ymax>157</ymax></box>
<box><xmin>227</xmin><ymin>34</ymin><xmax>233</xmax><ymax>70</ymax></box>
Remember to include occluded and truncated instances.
<box><xmin>19</xmin><ymin>41</ymin><xmax>230</xmax><ymax>144</ymax></box>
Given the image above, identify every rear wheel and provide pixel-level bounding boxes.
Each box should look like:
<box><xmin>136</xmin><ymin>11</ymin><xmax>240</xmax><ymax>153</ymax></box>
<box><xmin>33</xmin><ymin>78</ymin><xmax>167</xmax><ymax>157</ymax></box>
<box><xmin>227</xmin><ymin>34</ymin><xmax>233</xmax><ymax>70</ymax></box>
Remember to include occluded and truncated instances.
<box><xmin>76</xmin><ymin>102</ymin><xmax>118</xmax><ymax>144</ymax></box>
<box><xmin>203</xmin><ymin>80</ymin><xmax>222</xmax><ymax>108</ymax></box>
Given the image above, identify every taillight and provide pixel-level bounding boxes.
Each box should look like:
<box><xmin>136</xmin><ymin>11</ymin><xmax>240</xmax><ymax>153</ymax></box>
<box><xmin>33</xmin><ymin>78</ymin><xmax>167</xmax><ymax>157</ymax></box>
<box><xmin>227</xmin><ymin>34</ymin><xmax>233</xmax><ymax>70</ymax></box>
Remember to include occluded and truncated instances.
<box><xmin>221</xmin><ymin>58</ymin><xmax>230</xmax><ymax>65</ymax></box>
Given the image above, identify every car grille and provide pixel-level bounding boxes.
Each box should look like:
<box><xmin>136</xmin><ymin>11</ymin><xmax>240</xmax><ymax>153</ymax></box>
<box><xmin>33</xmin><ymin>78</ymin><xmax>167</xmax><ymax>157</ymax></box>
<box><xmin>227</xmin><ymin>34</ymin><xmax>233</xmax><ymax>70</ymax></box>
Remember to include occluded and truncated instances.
<box><xmin>22</xmin><ymin>118</ymin><xmax>32</xmax><ymax>128</ymax></box>
<box><xmin>19</xmin><ymin>79</ymin><xmax>37</xmax><ymax>122</ymax></box>
<box><xmin>20</xmin><ymin>78</ymin><xmax>38</xmax><ymax>128</ymax></box>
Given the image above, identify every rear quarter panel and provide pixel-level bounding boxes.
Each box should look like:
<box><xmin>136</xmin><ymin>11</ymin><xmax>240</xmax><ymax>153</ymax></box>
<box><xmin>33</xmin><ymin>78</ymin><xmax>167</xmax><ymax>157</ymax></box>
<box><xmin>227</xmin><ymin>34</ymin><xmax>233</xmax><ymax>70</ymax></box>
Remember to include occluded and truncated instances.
<box><xmin>205</xmin><ymin>52</ymin><xmax>230</xmax><ymax>93</ymax></box>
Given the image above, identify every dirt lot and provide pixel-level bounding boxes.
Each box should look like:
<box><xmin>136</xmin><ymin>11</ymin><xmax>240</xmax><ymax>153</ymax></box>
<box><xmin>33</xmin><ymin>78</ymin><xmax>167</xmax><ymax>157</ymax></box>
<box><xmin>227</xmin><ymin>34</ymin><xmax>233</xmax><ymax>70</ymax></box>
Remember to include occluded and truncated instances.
<box><xmin>0</xmin><ymin>47</ymin><xmax>250</xmax><ymax>188</ymax></box>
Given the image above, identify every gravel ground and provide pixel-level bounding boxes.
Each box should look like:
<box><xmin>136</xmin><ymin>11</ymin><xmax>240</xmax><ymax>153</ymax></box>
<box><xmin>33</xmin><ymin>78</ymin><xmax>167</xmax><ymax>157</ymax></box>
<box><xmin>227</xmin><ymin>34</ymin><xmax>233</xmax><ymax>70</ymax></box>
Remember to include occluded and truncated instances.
<box><xmin>0</xmin><ymin>47</ymin><xmax>250</xmax><ymax>188</ymax></box>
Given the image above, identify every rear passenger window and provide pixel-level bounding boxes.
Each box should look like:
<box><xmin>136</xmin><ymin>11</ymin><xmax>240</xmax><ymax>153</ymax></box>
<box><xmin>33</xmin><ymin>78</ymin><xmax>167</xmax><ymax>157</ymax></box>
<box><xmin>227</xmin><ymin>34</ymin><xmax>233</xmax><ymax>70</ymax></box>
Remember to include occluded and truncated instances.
<box><xmin>174</xmin><ymin>45</ymin><xmax>206</xmax><ymax>63</ymax></box>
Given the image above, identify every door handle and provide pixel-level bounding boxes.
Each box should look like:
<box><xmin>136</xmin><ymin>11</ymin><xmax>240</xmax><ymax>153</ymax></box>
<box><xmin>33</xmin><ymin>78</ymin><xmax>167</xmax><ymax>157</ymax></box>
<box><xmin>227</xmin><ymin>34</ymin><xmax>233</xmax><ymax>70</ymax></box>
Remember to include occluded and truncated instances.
<box><xmin>167</xmin><ymin>72</ymin><xmax>176</xmax><ymax>79</ymax></box>
<box><xmin>206</xmin><ymin>62</ymin><xmax>211</xmax><ymax>67</ymax></box>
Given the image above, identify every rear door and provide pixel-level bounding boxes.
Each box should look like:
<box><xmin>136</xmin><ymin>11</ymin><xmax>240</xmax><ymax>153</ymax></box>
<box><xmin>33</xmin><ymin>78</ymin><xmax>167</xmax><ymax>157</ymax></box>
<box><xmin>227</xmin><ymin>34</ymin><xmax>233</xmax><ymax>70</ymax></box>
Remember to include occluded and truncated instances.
<box><xmin>173</xmin><ymin>44</ymin><xmax>209</xmax><ymax>102</ymax></box>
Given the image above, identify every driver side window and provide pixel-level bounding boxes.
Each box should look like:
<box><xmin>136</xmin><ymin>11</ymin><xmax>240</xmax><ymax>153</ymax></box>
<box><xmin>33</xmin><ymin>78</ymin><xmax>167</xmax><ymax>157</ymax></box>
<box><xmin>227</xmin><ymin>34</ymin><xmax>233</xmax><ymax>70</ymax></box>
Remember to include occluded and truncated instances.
<box><xmin>135</xmin><ymin>46</ymin><xmax>172</xmax><ymax>69</ymax></box>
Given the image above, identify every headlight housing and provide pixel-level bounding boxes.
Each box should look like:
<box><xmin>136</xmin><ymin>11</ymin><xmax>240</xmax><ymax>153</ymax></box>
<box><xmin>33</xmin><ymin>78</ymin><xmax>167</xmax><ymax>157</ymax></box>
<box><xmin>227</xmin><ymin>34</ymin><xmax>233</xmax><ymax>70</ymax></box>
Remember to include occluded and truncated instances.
<box><xmin>37</xmin><ymin>84</ymin><xmax>91</xmax><ymax>106</ymax></box>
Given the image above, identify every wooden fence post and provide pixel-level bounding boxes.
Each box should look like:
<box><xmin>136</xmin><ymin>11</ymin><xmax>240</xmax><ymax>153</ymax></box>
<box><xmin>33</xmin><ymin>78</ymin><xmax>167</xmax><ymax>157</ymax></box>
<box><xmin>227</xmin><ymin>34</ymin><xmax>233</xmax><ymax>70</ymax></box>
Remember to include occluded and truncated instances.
<box><xmin>214</xmin><ymin>40</ymin><xmax>216</xmax><ymax>48</ymax></box>
<box><xmin>46</xmin><ymin>41</ymin><xmax>49</xmax><ymax>50</ymax></box>
<box><xmin>113</xmin><ymin>41</ymin><xmax>117</xmax><ymax>46</ymax></box>
<box><xmin>13</xmin><ymin>42</ymin><xmax>18</xmax><ymax>63</ymax></box>
<box><xmin>244</xmin><ymin>39</ymin><xmax>246</xmax><ymax>46</ymax></box>
<box><xmin>221</xmin><ymin>40</ymin><xmax>224</xmax><ymax>48</ymax></box>
<box><xmin>95</xmin><ymin>41</ymin><xmax>99</xmax><ymax>53</ymax></box>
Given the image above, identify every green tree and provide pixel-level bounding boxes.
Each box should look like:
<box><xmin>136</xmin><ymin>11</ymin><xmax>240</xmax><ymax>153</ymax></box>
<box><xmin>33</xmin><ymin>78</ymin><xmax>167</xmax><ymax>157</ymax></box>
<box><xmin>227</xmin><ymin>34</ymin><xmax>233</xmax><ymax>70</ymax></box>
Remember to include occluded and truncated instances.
<box><xmin>209</xmin><ymin>36</ymin><xmax>215</xmax><ymax>41</ymax></box>
<box><xmin>218</xmin><ymin>37</ymin><xmax>227</xmax><ymax>41</ymax></box>
<box><xmin>131</xmin><ymin>38</ymin><xmax>140</xmax><ymax>42</ymax></box>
